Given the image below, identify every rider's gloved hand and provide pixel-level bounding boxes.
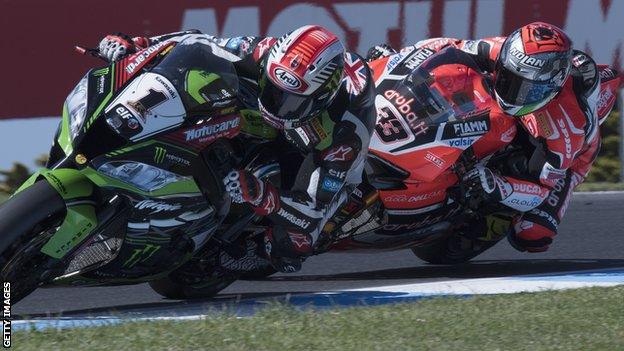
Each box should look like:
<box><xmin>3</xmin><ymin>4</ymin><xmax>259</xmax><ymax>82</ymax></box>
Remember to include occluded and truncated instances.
<box><xmin>98</xmin><ymin>33</ymin><xmax>150</xmax><ymax>62</ymax></box>
<box><xmin>462</xmin><ymin>165</ymin><xmax>511</xmax><ymax>208</ymax></box>
<box><xmin>223</xmin><ymin>170</ymin><xmax>279</xmax><ymax>215</ymax></box>
<box><xmin>365</xmin><ymin>44</ymin><xmax>397</xmax><ymax>62</ymax></box>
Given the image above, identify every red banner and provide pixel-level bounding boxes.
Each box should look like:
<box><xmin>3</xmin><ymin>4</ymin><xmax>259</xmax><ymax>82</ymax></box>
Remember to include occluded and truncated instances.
<box><xmin>0</xmin><ymin>0</ymin><xmax>620</xmax><ymax>119</ymax></box>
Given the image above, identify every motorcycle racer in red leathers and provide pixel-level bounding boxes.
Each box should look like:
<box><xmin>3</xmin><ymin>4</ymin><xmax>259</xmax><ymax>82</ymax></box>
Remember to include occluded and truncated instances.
<box><xmin>98</xmin><ymin>26</ymin><xmax>376</xmax><ymax>273</ymax></box>
<box><xmin>367</xmin><ymin>22</ymin><xmax>620</xmax><ymax>253</ymax></box>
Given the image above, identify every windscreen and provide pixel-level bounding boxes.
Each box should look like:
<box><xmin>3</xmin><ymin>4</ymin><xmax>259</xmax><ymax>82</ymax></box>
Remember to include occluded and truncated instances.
<box><xmin>390</xmin><ymin>47</ymin><xmax>492</xmax><ymax>129</ymax></box>
<box><xmin>152</xmin><ymin>36</ymin><xmax>240</xmax><ymax>113</ymax></box>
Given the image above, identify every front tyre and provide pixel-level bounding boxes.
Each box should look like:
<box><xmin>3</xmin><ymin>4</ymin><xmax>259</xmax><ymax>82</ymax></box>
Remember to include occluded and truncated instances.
<box><xmin>0</xmin><ymin>181</ymin><xmax>66</xmax><ymax>302</ymax></box>
<box><xmin>149</xmin><ymin>260</ymin><xmax>237</xmax><ymax>299</ymax></box>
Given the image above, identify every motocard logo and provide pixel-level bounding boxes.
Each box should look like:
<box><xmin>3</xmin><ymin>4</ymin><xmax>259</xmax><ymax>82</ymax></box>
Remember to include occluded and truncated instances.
<box><xmin>404</xmin><ymin>48</ymin><xmax>435</xmax><ymax>70</ymax></box>
<box><xmin>135</xmin><ymin>200</ymin><xmax>182</xmax><ymax>213</ymax></box>
<box><xmin>272</xmin><ymin>67</ymin><xmax>302</xmax><ymax>91</ymax></box>
<box><xmin>125</xmin><ymin>41</ymin><xmax>169</xmax><ymax>74</ymax></box>
<box><xmin>452</xmin><ymin>120</ymin><xmax>489</xmax><ymax>136</ymax></box>
<box><xmin>509</xmin><ymin>47</ymin><xmax>546</xmax><ymax>68</ymax></box>
<box><xmin>184</xmin><ymin>117</ymin><xmax>240</xmax><ymax>142</ymax></box>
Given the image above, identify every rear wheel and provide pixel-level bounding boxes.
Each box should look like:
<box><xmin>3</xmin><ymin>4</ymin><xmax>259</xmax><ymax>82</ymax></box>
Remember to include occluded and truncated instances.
<box><xmin>0</xmin><ymin>181</ymin><xmax>66</xmax><ymax>302</ymax></box>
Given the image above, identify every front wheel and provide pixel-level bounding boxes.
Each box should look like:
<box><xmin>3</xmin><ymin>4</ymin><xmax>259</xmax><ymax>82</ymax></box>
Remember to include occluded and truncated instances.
<box><xmin>0</xmin><ymin>180</ymin><xmax>67</xmax><ymax>302</ymax></box>
<box><xmin>149</xmin><ymin>259</ymin><xmax>237</xmax><ymax>299</ymax></box>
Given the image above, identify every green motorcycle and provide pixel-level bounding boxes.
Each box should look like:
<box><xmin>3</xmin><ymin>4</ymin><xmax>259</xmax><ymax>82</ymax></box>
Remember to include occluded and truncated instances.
<box><xmin>0</xmin><ymin>35</ymin><xmax>279</xmax><ymax>303</ymax></box>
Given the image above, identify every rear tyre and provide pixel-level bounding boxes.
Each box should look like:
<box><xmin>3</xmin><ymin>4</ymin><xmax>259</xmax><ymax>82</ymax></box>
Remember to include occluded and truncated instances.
<box><xmin>0</xmin><ymin>180</ymin><xmax>66</xmax><ymax>302</ymax></box>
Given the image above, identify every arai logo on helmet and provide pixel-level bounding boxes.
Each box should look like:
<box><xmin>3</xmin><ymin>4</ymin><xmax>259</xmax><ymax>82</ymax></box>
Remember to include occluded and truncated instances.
<box><xmin>273</xmin><ymin>67</ymin><xmax>302</xmax><ymax>90</ymax></box>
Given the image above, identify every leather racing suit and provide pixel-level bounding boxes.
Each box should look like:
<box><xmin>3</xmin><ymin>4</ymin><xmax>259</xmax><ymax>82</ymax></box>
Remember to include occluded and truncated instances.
<box><xmin>127</xmin><ymin>31</ymin><xmax>376</xmax><ymax>271</ymax></box>
<box><xmin>368</xmin><ymin>37</ymin><xmax>619</xmax><ymax>252</ymax></box>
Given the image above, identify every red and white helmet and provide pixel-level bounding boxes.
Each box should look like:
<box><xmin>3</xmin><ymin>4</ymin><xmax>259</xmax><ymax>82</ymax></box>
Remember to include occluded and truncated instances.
<box><xmin>258</xmin><ymin>25</ymin><xmax>345</xmax><ymax>129</ymax></box>
<box><xmin>494</xmin><ymin>22</ymin><xmax>573</xmax><ymax>116</ymax></box>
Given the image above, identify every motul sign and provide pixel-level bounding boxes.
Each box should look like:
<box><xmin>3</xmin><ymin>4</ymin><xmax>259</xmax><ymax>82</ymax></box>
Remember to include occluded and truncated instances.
<box><xmin>0</xmin><ymin>0</ymin><xmax>621</xmax><ymax>119</ymax></box>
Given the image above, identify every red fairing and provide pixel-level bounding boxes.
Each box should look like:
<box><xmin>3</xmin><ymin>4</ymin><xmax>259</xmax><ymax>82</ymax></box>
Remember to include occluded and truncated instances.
<box><xmin>379</xmin><ymin>172</ymin><xmax>457</xmax><ymax>210</ymax></box>
<box><xmin>519</xmin><ymin>79</ymin><xmax>587</xmax><ymax>170</ymax></box>
<box><xmin>472</xmin><ymin>107</ymin><xmax>516</xmax><ymax>159</ymax></box>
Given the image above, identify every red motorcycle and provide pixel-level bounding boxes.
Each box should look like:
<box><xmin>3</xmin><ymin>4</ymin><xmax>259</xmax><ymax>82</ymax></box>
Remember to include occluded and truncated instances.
<box><xmin>315</xmin><ymin>47</ymin><xmax>619</xmax><ymax>264</ymax></box>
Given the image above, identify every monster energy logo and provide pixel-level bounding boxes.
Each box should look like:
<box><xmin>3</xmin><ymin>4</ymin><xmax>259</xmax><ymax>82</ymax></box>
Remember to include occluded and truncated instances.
<box><xmin>92</xmin><ymin>67</ymin><xmax>110</xmax><ymax>77</ymax></box>
<box><xmin>154</xmin><ymin>147</ymin><xmax>167</xmax><ymax>163</ymax></box>
<box><xmin>123</xmin><ymin>244</ymin><xmax>160</xmax><ymax>269</ymax></box>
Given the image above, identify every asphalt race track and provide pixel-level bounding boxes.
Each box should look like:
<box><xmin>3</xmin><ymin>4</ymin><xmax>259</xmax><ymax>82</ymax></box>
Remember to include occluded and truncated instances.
<box><xmin>15</xmin><ymin>192</ymin><xmax>624</xmax><ymax>317</ymax></box>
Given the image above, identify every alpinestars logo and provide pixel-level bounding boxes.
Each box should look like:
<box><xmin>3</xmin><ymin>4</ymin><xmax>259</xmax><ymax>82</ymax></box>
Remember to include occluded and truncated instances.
<box><xmin>135</xmin><ymin>200</ymin><xmax>182</xmax><ymax>213</ymax></box>
<box><xmin>277</xmin><ymin>208</ymin><xmax>311</xmax><ymax>229</ymax></box>
<box><xmin>324</xmin><ymin>146</ymin><xmax>353</xmax><ymax>162</ymax></box>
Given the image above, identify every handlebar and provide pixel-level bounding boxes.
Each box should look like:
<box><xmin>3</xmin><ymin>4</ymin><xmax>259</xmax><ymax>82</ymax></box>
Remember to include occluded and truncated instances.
<box><xmin>74</xmin><ymin>45</ymin><xmax>109</xmax><ymax>63</ymax></box>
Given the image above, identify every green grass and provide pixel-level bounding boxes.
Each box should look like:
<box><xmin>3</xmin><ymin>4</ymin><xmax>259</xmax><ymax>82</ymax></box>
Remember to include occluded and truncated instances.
<box><xmin>14</xmin><ymin>286</ymin><xmax>624</xmax><ymax>351</ymax></box>
<box><xmin>0</xmin><ymin>193</ymin><xmax>7</xmax><ymax>204</ymax></box>
<box><xmin>576</xmin><ymin>182</ymin><xmax>624</xmax><ymax>192</ymax></box>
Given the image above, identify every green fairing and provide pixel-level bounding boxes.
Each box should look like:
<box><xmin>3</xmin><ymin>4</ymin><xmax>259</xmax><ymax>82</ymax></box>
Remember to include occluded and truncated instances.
<box><xmin>57</xmin><ymin>64</ymin><xmax>116</xmax><ymax>156</ymax></box>
<box><xmin>84</xmin><ymin>63</ymin><xmax>115</xmax><ymax>132</ymax></box>
<box><xmin>41</xmin><ymin>204</ymin><xmax>97</xmax><ymax>259</ymax></box>
<box><xmin>58</xmin><ymin>103</ymin><xmax>73</xmax><ymax>155</ymax></box>
<box><xmin>81</xmin><ymin>167</ymin><xmax>200</xmax><ymax>197</ymax></box>
<box><xmin>239</xmin><ymin>109</ymin><xmax>278</xmax><ymax>139</ymax></box>
<box><xmin>13</xmin><ymin>171</ymin><xmax>43</xmax><ymax>195</ymax></box>
<box><xmin>185</xmin><ymin>70</ymin><xmax>220</xmax><ymax>104</ymax></box>
<box><xmin>107</xmin><ymin>140</ymin><xmax>198</xmax><ymax>158</ymax></box>
<box><xmin>41</xmin><ymin>169</ymin><xmax>94</xmax><ymax>199</ymax></box>
<box><xmin>15</xmin><ymin>168</ymin><xmax>93</xmax><ymax>200</ymax></box>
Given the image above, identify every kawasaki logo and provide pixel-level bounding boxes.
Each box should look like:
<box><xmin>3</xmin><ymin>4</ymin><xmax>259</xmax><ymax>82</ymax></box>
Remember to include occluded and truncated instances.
<box><xmin>273</xmin><ymin>67</ymin><xmax>302</xmax><ymax>90</ymax></box>
<box><xmin>184</xmin><ymin>118</ymin><xmax>240</xmax><ymax>141</ymax></box>
<box><xmin>277</xmin><ymin>208</ymin><xmax>311</xmax><ymax>229</ymax></box>
<box><xmin>135</xmin><ymin>200</ymin><xmax>182</xmax><ymax>213</ymax></box>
